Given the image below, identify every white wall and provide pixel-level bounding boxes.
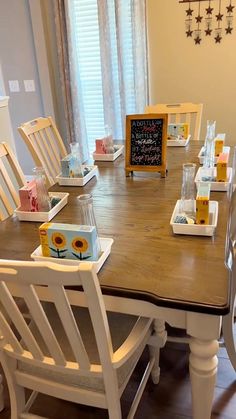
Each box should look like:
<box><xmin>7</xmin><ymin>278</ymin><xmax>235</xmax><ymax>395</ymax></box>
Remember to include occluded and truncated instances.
<box><xmin>147</xmin><ymin>0</ymin><xmax>236</xmax><ymax>142</ymax></box>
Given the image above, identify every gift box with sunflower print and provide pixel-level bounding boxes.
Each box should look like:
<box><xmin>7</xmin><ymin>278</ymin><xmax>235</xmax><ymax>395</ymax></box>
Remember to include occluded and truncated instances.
<box><xmin>39</xmin><ymin>222</ymin><xmax>99</xmax><ymax>261</ymax></box>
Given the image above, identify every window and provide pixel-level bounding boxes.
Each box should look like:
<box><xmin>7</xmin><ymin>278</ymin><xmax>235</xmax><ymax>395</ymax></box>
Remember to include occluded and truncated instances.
<box><xmin>69</xmin><ymin>0</ymin><xmax>146</xmax><ymax>152</ymax></box>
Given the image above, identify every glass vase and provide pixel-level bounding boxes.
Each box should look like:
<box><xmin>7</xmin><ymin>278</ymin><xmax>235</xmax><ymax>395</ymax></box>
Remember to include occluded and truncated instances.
<box><xmin>70</xmin><ymin>142</ymin><xmax>84</xmax><ymax>177</ymax></box>
<box><xmin>202</xmin><ymin>120</ymin><xmax>216</xmax><ymax>181</ymax></box>
<box><xmin>77</xmin><ymin>194</ymin><xmax>101</xmax><ymax>257</ymax></box>
<box><xmin>32</xmin><ymin>167</ymin><xmax>51</xmax><ymax>212</ymax></box>
<box><xmin>179</xmin><ymin>163</ymin><xmax>196</xmax><ymax>218</ymax></box>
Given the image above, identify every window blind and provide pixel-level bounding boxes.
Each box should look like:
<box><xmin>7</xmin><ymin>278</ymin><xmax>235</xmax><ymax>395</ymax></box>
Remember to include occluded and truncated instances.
<box><xmin>71</xmin><ymin>0</ymin><xmax>136</xmax><ymax>152</ymax></box>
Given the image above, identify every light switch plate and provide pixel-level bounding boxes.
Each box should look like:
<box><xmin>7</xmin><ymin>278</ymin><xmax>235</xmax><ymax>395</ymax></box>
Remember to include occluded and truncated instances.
<box><xmin>8</xmin><ymin>80</ymin><xmax>20</xmax><ymax>92</ymax></box>
<box><xmin>24</xmin><ymin>80</ymin><xmax>35</xmax><ymax>92</ymax></box>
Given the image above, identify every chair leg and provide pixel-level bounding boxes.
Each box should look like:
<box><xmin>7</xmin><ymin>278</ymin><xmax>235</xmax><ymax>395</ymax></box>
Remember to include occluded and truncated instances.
<box><xmin>222</xmin><ymin>309</ymin><xmax>236</xmax><ymax>371</ymax></box>
<box><xmin>0</xmin><ymin>353</ymin><xmax>25</xmax><ymax>419</ymax></box>
<box><xmin>149</xmin><ymin>319</ymin><xmax>167</xmax><ymax>384</ymax></box>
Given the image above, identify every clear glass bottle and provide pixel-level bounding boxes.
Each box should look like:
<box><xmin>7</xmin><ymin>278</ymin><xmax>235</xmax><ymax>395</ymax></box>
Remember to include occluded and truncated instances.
<box><xmin>104</xmin><ymin>124</ymin><xmax>114</xmax><ymax>153</ymax></box>
<box><xmin>70</xmin><ymin>142</ymin><xmax>83</xmax><ymax>177</ymax></box>
<box><xmin>179</xmin><ymin>163</ymin><xmax>196</xmax><ymax>218</ymax></box>
<box><xmin>202</xmin><ymin>120</ymin><xmax>216</xmax><ymax>181</ymax></box>
<box><xmin>32</xmin><ymin>167</ymin><xmax>51</xmax><ymax>212</ymax></box>
<box><xmin>77</xmin><ymin>194</ymin><xmax>101</xmax><ymax>257</ymax></box>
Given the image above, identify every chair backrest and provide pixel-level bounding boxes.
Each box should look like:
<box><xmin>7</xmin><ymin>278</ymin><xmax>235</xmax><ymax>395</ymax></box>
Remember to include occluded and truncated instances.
<box><xmin>0</xmin><ymin>142</ymin><xmax>26</xmax><ymax>221</ymax></box>
<box><xmin>18</xmin><ymin>117</ymin><xmax>68</xmax><ymax>187</ymax></box>
<box><xmin>0</xmin><ymin>260</ymin><xmax>118</xmax><ymax>391</ymax></box>
<box><xmin>145</xmin><ymin>102</ymin><xmax>203</xmax><ymax>141</ymax></box>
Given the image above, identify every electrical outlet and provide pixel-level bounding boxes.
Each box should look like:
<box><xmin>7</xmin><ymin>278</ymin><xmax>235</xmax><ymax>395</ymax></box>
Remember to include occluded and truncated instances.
<box><xmin>8</xmin><ymin>80</ymin><xmax>20</xmax><ymax>92</ymax></box>
<box><xmin>24</xmin><ymin>80</ymin><xmax>35</xmax><ymax>92</ymax></box>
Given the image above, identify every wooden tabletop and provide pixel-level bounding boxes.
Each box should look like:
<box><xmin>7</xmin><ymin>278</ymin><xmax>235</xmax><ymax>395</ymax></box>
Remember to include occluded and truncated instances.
<box><xmin>0</xmin><ymin>142</ymin><xmax>230</xmax><ymax>315</ymax></box>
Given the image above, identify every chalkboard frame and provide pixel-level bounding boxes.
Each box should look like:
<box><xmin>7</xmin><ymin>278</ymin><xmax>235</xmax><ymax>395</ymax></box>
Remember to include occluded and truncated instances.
<box><xmin>125</xmin><ymin>113</ymin><xmax>168</xmax><ymax>177</ymax></box>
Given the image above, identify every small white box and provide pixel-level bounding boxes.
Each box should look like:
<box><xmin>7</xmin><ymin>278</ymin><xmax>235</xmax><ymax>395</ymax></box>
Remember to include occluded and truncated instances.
<box><xmin>167</xmin><ymin>135</ymin><xmax>191</xmax><ymax>147</ymax></box>
<box><xmin>31</xmin><ymin>237</ymin><xmax>113</xmax><ymax>273</ymax></box>
<box><xmin>56</xmin><ymin>165</ymin><xmax>98</xmax><ymax>186</ymax></box>
<box><xmin>198</xmin><ymin>146</ymin><xmax>230</xmax><ymax>165</ymax></box>
<box><xmin>14</xmin><ymin>192</ymin><xmax>69</xmax><ymax>222</ymax></box>
<box><xmin>170</xmin><ymin>200</ymin><xmax>218</xmax><ymax>236</ymax></box>
<box><xmin>195</xmin><ymin>167</ymin><xmax>232</xmax><ymax>192</ymax></box>
<box><xmin>93</xmin><ymin>144</ymin><xmax>124</xmax><ymax>161</ymax></box>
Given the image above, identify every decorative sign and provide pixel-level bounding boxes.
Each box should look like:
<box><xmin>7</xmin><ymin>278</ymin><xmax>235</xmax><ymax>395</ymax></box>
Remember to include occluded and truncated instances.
<box><xmin>179</xmin><ymin>0</ymin><xmax>234</xmax><ymax>44</ymax></box>
<box><xmin>125</xmin><ymin>114</ymin><xmax>168</xmax><ymax>177</ymax></box>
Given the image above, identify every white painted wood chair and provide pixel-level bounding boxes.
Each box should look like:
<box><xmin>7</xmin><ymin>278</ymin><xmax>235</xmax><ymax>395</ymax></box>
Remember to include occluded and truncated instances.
<box><xmin>145</xmin><ymin>102</ymin><xmax>203</xmax><ymax>141</ymax></box>
<box><xmin>18</xmin><ymin>117</ymin><xmax>68</xmax><ymax>188</ymax></box>
<box><xmin>0</xmin><ymin>142</ymin><xmax>26</xmax><ymax>221</ymax></box>
<box><xmin>0</xmin><ymin>260</ymin><xmax>160</xmax><ymax>419</ymax></box>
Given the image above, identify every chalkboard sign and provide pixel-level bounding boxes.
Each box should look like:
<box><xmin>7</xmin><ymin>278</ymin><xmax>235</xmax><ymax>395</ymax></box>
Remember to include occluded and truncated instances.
<box><xmin>125</xmin><ymin>114</ymin><xmax>168</xmax><ymax>177</ymax></box>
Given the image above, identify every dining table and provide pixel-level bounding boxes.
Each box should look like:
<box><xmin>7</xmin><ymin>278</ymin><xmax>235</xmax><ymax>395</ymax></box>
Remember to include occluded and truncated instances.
<box><xmin>0</xmin><ymin>141</ymin><xmax>231</xmax><ymax>419</ymax></box>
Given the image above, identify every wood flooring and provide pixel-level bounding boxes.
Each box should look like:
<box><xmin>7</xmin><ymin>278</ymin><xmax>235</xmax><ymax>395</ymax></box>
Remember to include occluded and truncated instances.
<box><xmin>0</xmin><ymin>337</ymin><xmax>236</xmax><ymax>418</ymax></box>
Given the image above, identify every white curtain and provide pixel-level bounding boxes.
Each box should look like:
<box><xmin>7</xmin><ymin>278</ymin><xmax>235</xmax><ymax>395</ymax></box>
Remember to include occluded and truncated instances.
<box><xmin>58</xmin><ymin>0</ymin><xmax>148</xmax><ymax>156</ymax></box>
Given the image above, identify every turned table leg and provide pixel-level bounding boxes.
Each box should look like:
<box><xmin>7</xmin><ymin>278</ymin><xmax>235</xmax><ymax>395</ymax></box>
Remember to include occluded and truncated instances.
<box><xmin>189</xmin><ymin>337</ymin><xmax>219</xmax><ymax>419</ymax></box>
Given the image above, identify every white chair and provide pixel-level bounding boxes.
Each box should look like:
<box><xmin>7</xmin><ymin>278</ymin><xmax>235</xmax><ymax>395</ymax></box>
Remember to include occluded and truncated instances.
<box><xmin>0</xmin><ymin>260</ymin><xmax>160</xmax><ymax>419</ymax></box>
<box><xmin>18</xmin><ymin>117</ymin><xmax>68</xmax><ymax>187</ymax></box>
<box><xmin>145</xmin><ymin>102</ymin><xmax>203</xmax><ymax>141</ymax></box>
<box><xmin>0</xmin><ymin>142</ymin><xmax>26</xmax><ymax>221</ymax></box>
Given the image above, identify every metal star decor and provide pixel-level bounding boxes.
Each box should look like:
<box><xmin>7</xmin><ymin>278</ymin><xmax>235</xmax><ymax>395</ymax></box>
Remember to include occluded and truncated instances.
<box><xmin>206</xmin><ymin>5</ymin><xmax>214</xmax><ymax>14</ymax></box>
<box><xmin>226</xmin><ymin>4</ymin><xmax>235</xmax><ymax>13</ymax></box>
<box><xmin>216</xmin><ymin>11</ymin><xmax>224</xmax><ymax>20</ymax></box>
<box><xmin>225</xmin><ymin>25</ymin><xmax>233</xmax><ymax>33</ymax></box>
<box><xmin>205</xmin><ymin>27</ymin><xmax>212</xmax><ymax>35</ymax></box>
<box><xmin>196</xmin><ymin>14</ymin><xmax>203</xmax><ymax>22</ymax></box>
<box><xmin>179</xmin><ymin>0</ymin><xmax>234</xmax><ymax>44</ymax></box>
<box><xmin>195</xmin><ymin>35</ymin><xmax>202</xmax><ymax>44</ymax></box>
<box><xmin>186</xmin><ymin>28</ymin><xmax>193</xmax><ymax>36</ymax></box>
<box><xmin>186</xmin><ymin>7</ymin><xmax>194</xmax><ymax>15</ymax></box>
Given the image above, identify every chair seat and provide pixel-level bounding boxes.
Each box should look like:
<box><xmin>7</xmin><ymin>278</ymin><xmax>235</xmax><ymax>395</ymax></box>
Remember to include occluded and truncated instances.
<box><xmin>18</xmin><ymin>305</ymin><xmax>146</xmax><ymax>393</ymax></box>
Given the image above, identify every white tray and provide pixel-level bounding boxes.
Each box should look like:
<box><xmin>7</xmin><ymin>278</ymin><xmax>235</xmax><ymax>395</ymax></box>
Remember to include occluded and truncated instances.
<box><xmin>198</xmin><ymin>146</ymin><xmax>230</xmax><ymax>165</ymax></box>
<box><xmin>93</xmin><ymin>145</ymin><xmax>124</xmax><ymax>161</ymax></box>
<box><xmin>170</xmin><ymin>200</ymin><xmax>218</xmax><ymax>236</ymax></box>
<box><xmin>195</xmin><ymin>167</ymin><xmax>232</xmax><ymax>191</ymax></box>
<box><xmin>31</xmin><ymin>237</ymin><xmax>113</xmax><ymax>273</ymax></box>
<box><xmin>15</xmin><ymin>192</ymin><xmax>69</xmax><ymax>222</ymax></box>
<box><xmin>56</xmin><ymin>165</ymin><xmax>98</xmax><ymax>186</ymax></box>
<box><xmin>167</xmin><ymin>135</ymin><xmax>191</xmax><ymax>147</ymax></box>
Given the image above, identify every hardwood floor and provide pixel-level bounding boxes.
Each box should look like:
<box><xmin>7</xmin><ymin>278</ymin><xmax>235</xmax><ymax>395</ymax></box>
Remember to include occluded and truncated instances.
<box><xmin>0</xmin><ymin>335</ymin><xmax>236</xmax><ymax>419</ymax></box>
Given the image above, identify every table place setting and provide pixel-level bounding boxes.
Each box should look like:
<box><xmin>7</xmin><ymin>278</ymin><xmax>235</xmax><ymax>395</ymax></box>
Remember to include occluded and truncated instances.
<box><xmin>167</xmin><ymin>122</ymin><xmax>191</xmax><ymax>147</ymax></box>
<box><xmin>92</xmin><ymin>126</ymin><xmax>124</xmax><ymax>161</ymax></box>
<box><xmin>14</xmin><ymin>166</ymin><xmax>69</xmax><ymax>222</ymax></box>
<box><xmin>31</xmin><ymin>193</ymin><xmax>113</xmax><ymax>272</ymax></box>
<box><xmin>56</xmin><ymin>141</ymin><xmax>98</xmax><ymax>186</ymax></box>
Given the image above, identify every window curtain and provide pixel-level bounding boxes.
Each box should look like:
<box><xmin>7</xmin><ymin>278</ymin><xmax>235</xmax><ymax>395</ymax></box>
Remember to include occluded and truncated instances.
<box><xmin>53</xmin><ymin>0</ymin><xmax>148</xmax><ymax>157</ymax></box>
<box><xmin>53</xmin><ymin>0</ymin><xmax>89</xmax><ymax>162</ymax></box>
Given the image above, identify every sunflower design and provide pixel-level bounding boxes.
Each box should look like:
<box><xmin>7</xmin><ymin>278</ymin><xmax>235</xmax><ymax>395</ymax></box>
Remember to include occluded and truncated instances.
<box><xmin>51</xmin><ymin>232</ymin><xmax>66</xmax><ymax>249</ymax></box>
<box><xmin>72</xmin><ymin>237</ymin><xmax>88</xmax><ymax>253</ymax></box>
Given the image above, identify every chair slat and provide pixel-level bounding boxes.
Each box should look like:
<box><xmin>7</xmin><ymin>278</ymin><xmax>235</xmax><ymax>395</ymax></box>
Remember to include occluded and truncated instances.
<box><xmin>49</xmin><ymin>284</ymin><xmax>90</xmax><ymax>369</ymax></box>
<box><xmin>45</xmin><ymin>127</ymin><xmax>61</xmax><ymax>171</ymax></box>
<box><xmin>22</xmin><ymin>284</ymin><xmax>66</xmax><ymax>366</ymax></box>
<box><xmin>3</xmin><ymin>142</ymin><xmax>25</xmax><ymax>187</ymax></box>
<box><xmin>0</xmin><ymin>282</ymin><xmax>44</xmax><ymax>360</ymax></box>
<box><xmin>0</xmin><ymin>310</ymin><xmax>23</xmax><ymax>354</ymax></box>
<box><xmin>34</xmin><ymin>132</ymin><xmax>55</xmax><ymax>180</ymax></box>
<box><xmin>0</xmin><ymin>183</ymin><xmax>14</xmax><ymax>216</ymax></box>
<box><xmin>0</xmin><ymin>159</ymin><xmax>20</xmax><ymax>206</ymax></box>
<box><xmin>37</xmin><ymin>130</ymin><xmax>60</xmax><ymax>178</ymax></box>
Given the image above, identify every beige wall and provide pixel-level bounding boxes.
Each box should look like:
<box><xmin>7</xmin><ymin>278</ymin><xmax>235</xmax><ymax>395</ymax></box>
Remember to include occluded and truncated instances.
<box><xmin>147</xmin><ymin>0</ymin><xmax>236</xmax><ymax>142</ymax></box>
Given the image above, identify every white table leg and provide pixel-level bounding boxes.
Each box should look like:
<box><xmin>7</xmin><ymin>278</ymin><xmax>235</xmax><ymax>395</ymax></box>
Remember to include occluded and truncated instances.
<box><xmin>189</xmin><ymin>337</ymin><xmax>219</xmax><ymax>419</ymax></box>
<box><xmin>149</xmin><ymin>319</ymin><xmax>167</xmax><ymax>384</ymax></box>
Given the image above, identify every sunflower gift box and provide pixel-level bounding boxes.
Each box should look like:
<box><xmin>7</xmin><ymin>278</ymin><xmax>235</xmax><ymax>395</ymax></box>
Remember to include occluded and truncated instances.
<box><xmin>39</xmin><ymin>222</ymin><xmax>99</xmax><ymax>261</ymax></box>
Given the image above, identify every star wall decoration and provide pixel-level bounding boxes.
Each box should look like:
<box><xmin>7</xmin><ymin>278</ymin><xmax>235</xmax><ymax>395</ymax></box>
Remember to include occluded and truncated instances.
<box><xmin>179</xmin><ymin>0</ymin><xmax>234</xmax><ymax>44</ymax></box>
<box><xmin>214</xmin><ymin>33</ymin><xmax>222</xmax><ymax>42</ymax></box>
<box><xmin>216</xmin><ymin>11</ymin><xmax>224</xmax><ymax>20</ymax></box>
<box><xmin>205</xmin><ymin>27</ymin><xmax>213</xmax><ymax>34</ymax></box>
<box><xmin>186</xmin><ymin>7</ymin><xmax>194</xmax><ymax>15</ymax></box>
<box><xmin>226</xmin><ymin>4</ymin><xmax>235</xmax><ymax>13</ymax></box>
<box><xmin>206</xmin><ymin>5</ymin><xmax>214</xmax><ymax>14</ymax></box>
<box><xmin>196</xmin><ymin>14</ymin><xmax>203</xmax><ymax>22</ymax></box>
<box><xmin>194</xmin><ymin>35</ymin><xmax>202</xmax><ymax>43</ymax></box>
<box><xmin>186</xmin><ymin>28</ymin><xmax>193</xmax><ymax>36</ymax></box>
<box><xmin>225</xmin><ymin>25</ymin><xmax>233</xmax><ymax>32</ymax></box>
